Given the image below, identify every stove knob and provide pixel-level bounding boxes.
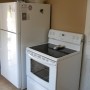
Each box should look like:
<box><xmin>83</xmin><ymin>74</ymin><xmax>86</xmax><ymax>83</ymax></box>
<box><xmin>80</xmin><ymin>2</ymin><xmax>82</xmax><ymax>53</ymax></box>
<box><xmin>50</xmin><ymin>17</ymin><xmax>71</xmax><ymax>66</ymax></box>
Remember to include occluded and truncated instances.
<box><xmin>27</xmin><ymin>50</ymin><xmax>29</xmax><ymax>53</ymax></box>
<box><xmin>30</xmin><ymin>52</ymin><xmax>33</xmax><ymax>56</ymax></box>
<box><xmin>42</xmin><ymin>56</ymin><xmax>46</xmax><ymax>60</ymax></box>
<box><xmin>33</xmin><ymin>53</ymin><xmax>36</xmax><ymax>57</ymax></box>
<box><xmin>51</xmin><ymin>60</ymin><xmax>56</xmax><ymax>64</ymax></box>
<box><xmin>37</xmin><ymin>55</ymin><xmax>41</xmax><ymax>59</ymax></box>
<box><xmin>46</xmin><ymin>59</ymin><xmax>48</xmax><ymax>62</ymax></box>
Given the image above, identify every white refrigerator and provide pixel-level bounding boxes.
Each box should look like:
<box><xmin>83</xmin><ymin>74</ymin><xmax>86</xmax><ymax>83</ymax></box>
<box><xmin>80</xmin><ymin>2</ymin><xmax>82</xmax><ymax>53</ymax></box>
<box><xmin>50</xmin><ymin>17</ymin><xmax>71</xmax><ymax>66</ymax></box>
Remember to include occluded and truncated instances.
<box><xmin>0</xmin><ymin>2</ymin><xmax>50</xmax><ymax>89</ymax></box>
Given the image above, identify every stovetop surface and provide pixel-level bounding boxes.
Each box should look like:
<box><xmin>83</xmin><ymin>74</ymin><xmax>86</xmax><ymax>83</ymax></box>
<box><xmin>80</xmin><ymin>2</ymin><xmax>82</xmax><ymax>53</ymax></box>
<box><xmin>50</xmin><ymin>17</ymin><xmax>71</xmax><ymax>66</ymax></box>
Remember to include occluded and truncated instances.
<box><xmin>30</xmin><ymin>43</ymin><xmax>76</xmax><ymax>58</ymax></box>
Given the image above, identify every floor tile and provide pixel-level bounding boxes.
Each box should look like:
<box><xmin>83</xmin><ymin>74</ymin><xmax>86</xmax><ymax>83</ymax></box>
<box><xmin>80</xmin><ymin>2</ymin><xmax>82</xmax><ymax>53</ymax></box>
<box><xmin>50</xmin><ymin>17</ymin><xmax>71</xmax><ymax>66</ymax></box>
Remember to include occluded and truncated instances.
<box><xmin>0</xmin><ymin>75</ymin><xmax>19</xmax><ymax>90</ymax></box>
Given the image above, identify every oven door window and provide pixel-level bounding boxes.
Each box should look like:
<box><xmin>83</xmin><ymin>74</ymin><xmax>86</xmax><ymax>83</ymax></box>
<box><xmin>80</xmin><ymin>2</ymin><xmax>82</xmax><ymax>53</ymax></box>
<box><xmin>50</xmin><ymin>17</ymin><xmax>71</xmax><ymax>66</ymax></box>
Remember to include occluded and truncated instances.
<box><xmin>31</xmin><ymin>59</ymin><xmax>49</xmax><ymax>82</ymax></box>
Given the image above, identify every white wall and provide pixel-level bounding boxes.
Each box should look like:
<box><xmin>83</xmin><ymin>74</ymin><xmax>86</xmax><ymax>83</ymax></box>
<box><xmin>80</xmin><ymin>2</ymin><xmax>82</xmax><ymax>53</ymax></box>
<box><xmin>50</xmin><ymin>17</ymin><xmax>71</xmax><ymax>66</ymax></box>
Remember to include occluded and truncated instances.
<box><xmin>80</xmin><ymin>0</ymin><xmax>90</xmax><ymax>90</ymax></box>
<box><xmin>0</xmin><ymin>4</ymin><xmax>1</xmax><ymax>74</ymax></box>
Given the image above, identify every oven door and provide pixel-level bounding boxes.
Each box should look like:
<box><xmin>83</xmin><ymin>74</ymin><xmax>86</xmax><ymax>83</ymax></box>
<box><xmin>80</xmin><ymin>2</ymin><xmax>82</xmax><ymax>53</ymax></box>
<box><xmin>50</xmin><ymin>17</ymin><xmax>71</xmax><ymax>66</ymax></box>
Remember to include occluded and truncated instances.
<box><xmin>26</xmin><ymin>52</ymin><xmax>57</xmax><ymax>90</ymax></box>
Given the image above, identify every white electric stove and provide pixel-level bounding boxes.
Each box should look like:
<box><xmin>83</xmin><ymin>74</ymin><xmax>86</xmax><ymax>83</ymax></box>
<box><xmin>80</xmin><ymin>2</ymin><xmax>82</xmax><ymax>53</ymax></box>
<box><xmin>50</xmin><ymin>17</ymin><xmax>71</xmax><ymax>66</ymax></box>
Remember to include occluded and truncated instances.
<box><xmin>26</xmin><ymin>29</ymin><xmax>83</xmax><ymax>90</ymax></box>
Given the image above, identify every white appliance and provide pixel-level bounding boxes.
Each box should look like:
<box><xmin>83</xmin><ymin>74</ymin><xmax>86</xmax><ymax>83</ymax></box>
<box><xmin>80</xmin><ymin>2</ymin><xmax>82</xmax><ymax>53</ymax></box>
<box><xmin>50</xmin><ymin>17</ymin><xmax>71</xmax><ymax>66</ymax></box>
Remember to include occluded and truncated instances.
<box><xmin>0</xmin><ymin>2</ymin><xmax>50</xmax><ymax>89</ymax></box>
<box><xmin>80</xmin><ymin>0</ymin><xmax>90</xmax><ymax>90</ymax></box>
<box><xmin>26</xmin><ymin>29</ymin><xmax>83</xmax><ymax>90</ymax></box>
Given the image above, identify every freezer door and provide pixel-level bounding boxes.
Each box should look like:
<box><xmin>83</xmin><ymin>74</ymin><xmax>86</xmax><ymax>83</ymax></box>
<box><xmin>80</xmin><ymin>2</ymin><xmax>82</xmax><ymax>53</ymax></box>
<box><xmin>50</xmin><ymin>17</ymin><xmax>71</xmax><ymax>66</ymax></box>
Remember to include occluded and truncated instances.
<box><xmin>0</xmin><ymin>30</ymin><xmax>20</xmax><ymax>88</ymax></box>
<box><xmin>20</xmin><ymin>3</ymin><xmax>50</xmax><ymax>44</ymax></box>
<box><xmin>0</xmin><ymin>2</ymin><xmax>18</xmax><ymax>33</ymax></box>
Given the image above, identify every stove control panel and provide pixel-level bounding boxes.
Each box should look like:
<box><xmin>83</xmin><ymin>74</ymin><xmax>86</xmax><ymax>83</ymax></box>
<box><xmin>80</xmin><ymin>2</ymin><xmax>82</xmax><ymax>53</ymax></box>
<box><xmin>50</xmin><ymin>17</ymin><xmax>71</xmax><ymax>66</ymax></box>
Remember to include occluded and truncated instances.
<box><xmin>27</xmin><ymin>49</ymin><xmax>56</xmax><ymax>66</ymax></box>
<box><xmin>48</xmin><ymin>29</ymin><xmax>83</xmax><ymax>45</ymax></box>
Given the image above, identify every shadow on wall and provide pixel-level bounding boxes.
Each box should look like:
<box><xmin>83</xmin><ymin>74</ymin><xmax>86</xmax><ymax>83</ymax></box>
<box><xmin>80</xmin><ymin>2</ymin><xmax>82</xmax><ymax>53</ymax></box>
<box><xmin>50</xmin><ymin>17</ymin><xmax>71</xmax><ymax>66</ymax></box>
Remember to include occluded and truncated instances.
<box><xmin>0</xmin><ymin>0</ymin><xmax>14</xmax><ymax>3</ymax></box>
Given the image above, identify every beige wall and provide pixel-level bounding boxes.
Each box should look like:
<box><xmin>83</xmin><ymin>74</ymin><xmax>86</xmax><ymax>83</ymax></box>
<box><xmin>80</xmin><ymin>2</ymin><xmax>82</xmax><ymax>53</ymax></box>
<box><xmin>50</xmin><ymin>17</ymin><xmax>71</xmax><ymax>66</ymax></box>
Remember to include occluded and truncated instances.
<box><xmin>48</xmin><ymin>0</ymin><xmax>87</xmax><ymax>33</ymax></box>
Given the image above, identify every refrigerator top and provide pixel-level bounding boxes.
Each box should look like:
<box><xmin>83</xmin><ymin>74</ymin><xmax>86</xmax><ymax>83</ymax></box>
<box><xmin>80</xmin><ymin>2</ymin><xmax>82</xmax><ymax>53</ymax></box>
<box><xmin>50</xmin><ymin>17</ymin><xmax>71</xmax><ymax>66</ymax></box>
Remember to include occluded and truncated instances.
<box><xmin>0</xmin><ymin>2</ymin><xmax>50</xmax><ymax>34</ymax></box>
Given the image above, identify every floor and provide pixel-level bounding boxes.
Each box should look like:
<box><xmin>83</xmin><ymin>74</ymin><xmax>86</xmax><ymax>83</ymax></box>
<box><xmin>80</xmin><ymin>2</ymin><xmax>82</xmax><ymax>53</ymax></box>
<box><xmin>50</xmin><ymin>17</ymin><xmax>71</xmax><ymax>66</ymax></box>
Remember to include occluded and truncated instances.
<box><xmin>0</xmin><ymin>75</ymin><xmax>19</xmax><ymax>90</ymax></box>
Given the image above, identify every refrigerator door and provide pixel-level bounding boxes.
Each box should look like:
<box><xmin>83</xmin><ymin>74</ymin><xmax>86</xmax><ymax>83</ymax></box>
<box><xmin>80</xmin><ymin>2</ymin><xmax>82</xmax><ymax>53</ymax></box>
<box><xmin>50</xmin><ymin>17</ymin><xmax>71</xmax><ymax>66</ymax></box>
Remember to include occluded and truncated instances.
<box><xmin>0</xmin><ymin>2</ymin><xmax>18</xmax><ymax>33</ymax></box>
<box><xmin>0</xmin><ymin>30</ymin><xmax>20</xmax><ymax>88</ymax></box>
